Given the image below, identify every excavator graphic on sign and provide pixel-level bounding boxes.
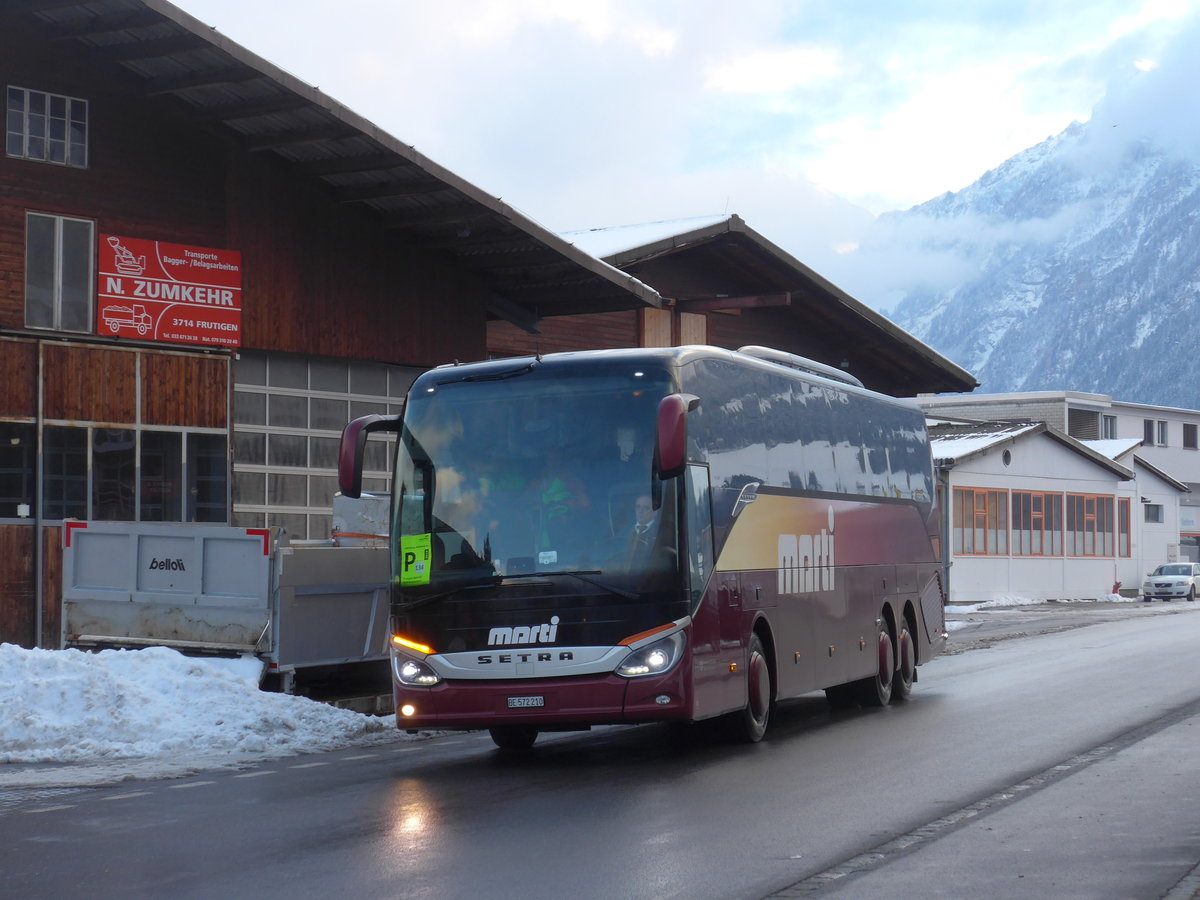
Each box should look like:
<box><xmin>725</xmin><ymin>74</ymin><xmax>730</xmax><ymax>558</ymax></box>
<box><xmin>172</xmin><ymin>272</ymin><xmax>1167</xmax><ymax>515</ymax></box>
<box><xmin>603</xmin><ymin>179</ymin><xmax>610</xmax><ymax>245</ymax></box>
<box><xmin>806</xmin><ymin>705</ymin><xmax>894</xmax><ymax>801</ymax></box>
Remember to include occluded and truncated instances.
<box><xmin>107</xmin><ymin>236</ymin><xmax>146</xmax><ymax>275</ymax></box>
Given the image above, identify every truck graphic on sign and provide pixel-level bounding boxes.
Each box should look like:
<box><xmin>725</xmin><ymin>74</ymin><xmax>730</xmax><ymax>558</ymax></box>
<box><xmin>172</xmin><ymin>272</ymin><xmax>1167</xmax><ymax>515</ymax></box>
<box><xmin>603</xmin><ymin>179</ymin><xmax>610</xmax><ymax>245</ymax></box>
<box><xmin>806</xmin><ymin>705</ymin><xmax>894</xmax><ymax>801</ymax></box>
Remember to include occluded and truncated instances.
<box><xmin>102</xmin><ymin>303</ymin><xmax>153</xmax><ymax>336</ymax></box>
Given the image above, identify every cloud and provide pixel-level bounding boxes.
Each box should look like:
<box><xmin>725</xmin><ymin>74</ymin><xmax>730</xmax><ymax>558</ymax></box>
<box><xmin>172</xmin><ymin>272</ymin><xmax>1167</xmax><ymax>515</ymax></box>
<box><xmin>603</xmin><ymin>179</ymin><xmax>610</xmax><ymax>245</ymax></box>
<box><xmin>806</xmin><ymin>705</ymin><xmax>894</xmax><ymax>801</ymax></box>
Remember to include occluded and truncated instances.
<box><xmin>706</xmin><ymin>46</ymin><xmax>842</xmax><ymax>93</ymax></box>
<box><xmin>827</xmin><ymin>5</ymin><xmax>1200</xmax><ymax>311</ymax></box>
<box><xmin>174</xmin><ymin>0</ymin><xmax>1200</xmax><ymax>312</ymax></box>
<box><xmin>1082</xmin><ymin>7</ymin><xmax>1200</xmax><ymax>160</ymax></box>
<box><xmin>826</xmin><ymin>195</ymin><xmax>1105</xmax><ymax>312</ymax></box>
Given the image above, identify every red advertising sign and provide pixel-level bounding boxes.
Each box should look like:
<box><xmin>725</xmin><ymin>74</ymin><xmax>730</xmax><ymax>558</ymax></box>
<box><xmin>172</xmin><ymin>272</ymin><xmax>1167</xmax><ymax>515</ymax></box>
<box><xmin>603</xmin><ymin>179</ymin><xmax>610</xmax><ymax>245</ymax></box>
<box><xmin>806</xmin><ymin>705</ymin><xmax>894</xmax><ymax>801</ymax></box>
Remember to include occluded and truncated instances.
<box><xmin>97</xmin><ymin>234</ymin><xmax>242</xmax><ymax>348</ymax></box>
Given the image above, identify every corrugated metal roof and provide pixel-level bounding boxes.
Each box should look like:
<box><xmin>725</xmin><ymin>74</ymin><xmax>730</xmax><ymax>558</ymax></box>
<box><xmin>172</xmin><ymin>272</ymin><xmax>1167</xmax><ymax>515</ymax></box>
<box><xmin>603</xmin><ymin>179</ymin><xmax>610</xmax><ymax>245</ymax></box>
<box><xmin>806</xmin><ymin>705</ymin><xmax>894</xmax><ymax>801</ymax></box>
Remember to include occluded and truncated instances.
<box><xmin>566</xmin><ymin>214</ymin><xmax>978</xmax><ymax>396</ymax></box>
<box><xmin>17</xmin><ymin>0</ymin><xmax>661</xmax><ymax>332</ymax></box>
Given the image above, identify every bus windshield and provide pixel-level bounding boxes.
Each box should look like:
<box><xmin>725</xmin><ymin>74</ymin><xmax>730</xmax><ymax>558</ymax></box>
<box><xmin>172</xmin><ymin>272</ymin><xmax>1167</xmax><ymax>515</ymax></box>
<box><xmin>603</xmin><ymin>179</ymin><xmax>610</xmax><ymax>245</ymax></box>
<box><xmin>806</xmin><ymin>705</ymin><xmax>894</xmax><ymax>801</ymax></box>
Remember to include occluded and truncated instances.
<box><xmin>394</xmin><ymin>363</ymin><xmax>678</xmax><ymax>598</ymax></box>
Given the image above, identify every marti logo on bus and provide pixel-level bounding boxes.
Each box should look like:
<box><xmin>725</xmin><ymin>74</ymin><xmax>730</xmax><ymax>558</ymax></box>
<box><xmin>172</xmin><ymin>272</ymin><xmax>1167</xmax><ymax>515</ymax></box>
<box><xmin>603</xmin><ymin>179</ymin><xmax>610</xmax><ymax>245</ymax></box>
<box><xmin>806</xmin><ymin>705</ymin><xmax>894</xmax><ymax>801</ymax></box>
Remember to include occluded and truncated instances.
<box><xmin>487</xmin><ymin>616</ymin><xmax>560</xmax><ymax>646</ymax></box>
<box><xmin>777</xmin><ymin>506</ymin><xmax>836</xmax><ymax>595</ymax></box>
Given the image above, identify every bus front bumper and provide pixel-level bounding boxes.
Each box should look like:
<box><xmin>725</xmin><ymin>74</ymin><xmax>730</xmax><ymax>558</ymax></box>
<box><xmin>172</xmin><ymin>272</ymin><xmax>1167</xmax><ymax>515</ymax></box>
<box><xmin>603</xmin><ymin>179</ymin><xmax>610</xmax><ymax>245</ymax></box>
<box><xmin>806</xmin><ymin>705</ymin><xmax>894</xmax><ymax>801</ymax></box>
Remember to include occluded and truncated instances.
<box><xmin>392</xmin><ymin>668</ymin><xmax>691</xmax><ymax>731</ymax></box>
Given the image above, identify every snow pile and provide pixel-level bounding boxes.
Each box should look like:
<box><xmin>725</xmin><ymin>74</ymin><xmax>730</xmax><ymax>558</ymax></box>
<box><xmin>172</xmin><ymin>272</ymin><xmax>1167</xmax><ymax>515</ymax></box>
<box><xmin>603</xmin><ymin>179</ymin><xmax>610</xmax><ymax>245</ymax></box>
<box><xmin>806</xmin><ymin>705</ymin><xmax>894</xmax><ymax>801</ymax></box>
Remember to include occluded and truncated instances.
<box><xmin>947</xmin><ymin>593</ymin><xmax>1135</xmax><ymax>612</ymax></box>
<box><xmin>0</xmin><ymin>644</ymin><xmax>402</xmax><ymax>782</ymax></box>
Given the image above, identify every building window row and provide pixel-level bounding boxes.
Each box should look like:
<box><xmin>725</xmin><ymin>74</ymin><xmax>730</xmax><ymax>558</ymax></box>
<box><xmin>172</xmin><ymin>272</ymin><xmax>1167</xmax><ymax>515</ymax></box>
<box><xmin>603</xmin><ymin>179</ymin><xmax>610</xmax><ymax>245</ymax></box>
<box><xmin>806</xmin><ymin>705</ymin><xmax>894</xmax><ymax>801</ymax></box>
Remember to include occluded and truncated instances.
<box><xmin>954</xmin><ymin>487</ymin><xmax>1131</xmax><ymax>558</ymax></box>
<box><xmin>1139</xmin><ymin>419</ymin><xmax>1200</xmax><ymax>450</ymax></box>
<box><xmin>0</xmin><ymin>421</ymin><xmax>227</xmax><ymax>523</ymax></box>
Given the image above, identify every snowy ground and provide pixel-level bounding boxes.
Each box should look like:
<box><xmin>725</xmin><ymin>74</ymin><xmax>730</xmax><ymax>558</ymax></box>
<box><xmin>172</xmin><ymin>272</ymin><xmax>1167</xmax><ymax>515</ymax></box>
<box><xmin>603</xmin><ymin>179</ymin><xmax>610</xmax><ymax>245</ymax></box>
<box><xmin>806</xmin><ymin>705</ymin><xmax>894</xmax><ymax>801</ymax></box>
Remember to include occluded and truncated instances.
<box><xmin>944</xmin><ymin>592</ymin><xmax>1134</xmax><ymax>626</ymax></box>
<box><xmin>0</xmin><ymin>593</ymin><xmax>1137</xmax><ymax>790</ymax></box>
<box><xmin>0</xmin><ymin>644</ymin><xmax>415</xmax><ymax>790</ymax></box>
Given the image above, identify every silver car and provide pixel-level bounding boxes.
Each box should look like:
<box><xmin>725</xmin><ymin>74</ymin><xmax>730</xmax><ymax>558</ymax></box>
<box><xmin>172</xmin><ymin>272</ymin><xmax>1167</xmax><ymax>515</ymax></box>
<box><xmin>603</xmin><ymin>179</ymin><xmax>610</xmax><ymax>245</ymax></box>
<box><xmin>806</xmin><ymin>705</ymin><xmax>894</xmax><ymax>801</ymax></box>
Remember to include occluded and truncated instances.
<box><xmin>1140</xmin><ymin>563</ymin><xmax>1200</xmax><ymax>602</ymax></box>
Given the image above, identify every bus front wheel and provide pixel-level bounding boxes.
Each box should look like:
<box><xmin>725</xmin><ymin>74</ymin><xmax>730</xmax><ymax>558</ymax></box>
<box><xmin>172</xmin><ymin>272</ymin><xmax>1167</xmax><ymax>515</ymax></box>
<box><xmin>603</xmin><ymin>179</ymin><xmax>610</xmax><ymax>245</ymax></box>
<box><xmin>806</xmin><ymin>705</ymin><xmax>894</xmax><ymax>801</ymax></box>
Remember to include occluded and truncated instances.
<box><xmin>723</xmin><ymin>633</ymin><xmax>773</xmax><ymax>743</ymax></box>
<box><xmin>489</xmin><ymin>725</ymin><xmax>539</xmax><ymax>750</ymax></box>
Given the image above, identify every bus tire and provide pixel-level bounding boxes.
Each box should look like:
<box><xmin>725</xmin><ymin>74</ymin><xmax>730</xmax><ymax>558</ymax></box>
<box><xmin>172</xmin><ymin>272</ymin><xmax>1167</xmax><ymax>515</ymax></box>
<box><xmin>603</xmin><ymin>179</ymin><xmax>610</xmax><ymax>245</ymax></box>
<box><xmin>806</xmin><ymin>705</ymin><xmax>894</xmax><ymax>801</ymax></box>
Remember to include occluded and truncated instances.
<box><xmin>856</xmin><ymin>623</ymin><xmax>894</xmax><ymax>707</ymax></box>
<box><xmin>892</xmin><ymin>619</ymin><xmax>915</xmax><ymax>703</ymax></box>
<box><xmin>724</xmin><ymin>633</ymin><xmax>772</xmax><ymax>743</ymax></box>
<box><xmin>489</xmin><ymin>725</ymin><xmax>539</xmax><ymax>750</ymax></box>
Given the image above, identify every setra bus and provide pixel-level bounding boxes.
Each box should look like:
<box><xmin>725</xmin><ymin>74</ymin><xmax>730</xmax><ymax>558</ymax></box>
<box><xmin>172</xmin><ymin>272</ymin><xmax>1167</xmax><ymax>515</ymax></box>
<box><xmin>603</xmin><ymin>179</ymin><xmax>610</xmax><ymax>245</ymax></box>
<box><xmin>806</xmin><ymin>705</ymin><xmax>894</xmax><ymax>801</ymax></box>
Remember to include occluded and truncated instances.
<box><xmin>338</xmin><ymin>345</ymin><xmax>946</xmax><ymax>749</ymax></box>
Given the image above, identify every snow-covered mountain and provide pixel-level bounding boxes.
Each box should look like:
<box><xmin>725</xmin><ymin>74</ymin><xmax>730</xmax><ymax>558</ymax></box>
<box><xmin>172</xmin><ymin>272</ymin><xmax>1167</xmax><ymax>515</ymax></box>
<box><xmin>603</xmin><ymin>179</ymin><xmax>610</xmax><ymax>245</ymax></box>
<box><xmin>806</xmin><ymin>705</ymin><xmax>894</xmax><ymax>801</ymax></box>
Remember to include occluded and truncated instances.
<box><xmin>879</xmin><ymin>122</ymin><xmax>1200</xmax><ymax>406</ymax></box>
<box><xmin>854</xmin><ymin>40</ymin><xmax>1200</xmax><ymax>408</ymax></box>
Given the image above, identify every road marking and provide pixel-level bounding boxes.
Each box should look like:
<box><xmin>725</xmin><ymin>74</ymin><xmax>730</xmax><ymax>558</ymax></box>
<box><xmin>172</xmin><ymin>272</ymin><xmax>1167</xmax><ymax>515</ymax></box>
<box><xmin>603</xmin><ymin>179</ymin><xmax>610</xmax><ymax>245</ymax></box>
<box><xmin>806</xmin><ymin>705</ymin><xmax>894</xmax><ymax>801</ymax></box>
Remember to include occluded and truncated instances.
<box><xmin>768</xmin><ymin>694</ymin><xmax>1200</xmax><ymax>898</ymax></box>
<box><xmin>24</xmin><ymin>805</ymin><xmax>76</xmax><ymax>814</ymax></box>
<box><xmin>101</xmin><ymin>792</ymin><xmax>151</xmax><ymax>801</ymax></box>
<box><xmin>166</xmin><ymin>781</ymin><xmax>216</xmax><ymax>790</ymax></box>
<box><xmin>288</xmin><ymin>762</ymin><xmax>329</xmax><ymax>769</ymax></box>
<box><xmin>342</xmin><ymin>754</ymin><xmax>378</xmax><ymax>760</ymax></box>
<box><xmin>394</xmin><ymin>746</ymin><xmax>420</xmax><ymax>753</ymax></box>
<box><xmin>233</xmin><ymin>771</ymin><xmax>275</xmax><ymax>779</ymax></box>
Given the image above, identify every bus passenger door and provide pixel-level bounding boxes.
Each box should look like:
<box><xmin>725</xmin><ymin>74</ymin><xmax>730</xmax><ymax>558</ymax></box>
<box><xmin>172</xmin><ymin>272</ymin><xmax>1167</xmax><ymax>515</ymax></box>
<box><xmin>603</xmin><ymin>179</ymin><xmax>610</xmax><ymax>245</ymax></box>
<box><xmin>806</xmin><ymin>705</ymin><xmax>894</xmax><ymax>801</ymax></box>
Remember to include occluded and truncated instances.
<box><xmin>686</xmin><ymin>465</ymin><xmax>744</xmax><ymax>717</ymax></box>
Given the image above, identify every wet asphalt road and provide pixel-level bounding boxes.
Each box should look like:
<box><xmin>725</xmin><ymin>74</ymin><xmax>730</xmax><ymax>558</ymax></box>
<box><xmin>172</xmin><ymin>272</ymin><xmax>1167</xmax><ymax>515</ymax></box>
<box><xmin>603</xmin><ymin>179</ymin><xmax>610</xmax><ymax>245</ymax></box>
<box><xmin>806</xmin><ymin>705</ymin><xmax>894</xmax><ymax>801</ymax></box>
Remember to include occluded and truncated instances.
<box><xmin>3</xmin><ymin>600</ymin><xmax>1200</xmax><ymax>900</ymax></box>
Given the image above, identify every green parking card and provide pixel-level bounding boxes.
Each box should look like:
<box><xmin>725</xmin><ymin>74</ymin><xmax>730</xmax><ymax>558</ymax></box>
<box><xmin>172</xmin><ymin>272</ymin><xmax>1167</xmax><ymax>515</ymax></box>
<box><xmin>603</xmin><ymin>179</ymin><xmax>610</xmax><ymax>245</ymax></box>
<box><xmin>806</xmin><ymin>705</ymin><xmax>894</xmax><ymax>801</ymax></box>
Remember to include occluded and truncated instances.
<box><xmin>400</xmin><ymin>533</ymin><xmax>432</xmax><ymax>586</ymax></box>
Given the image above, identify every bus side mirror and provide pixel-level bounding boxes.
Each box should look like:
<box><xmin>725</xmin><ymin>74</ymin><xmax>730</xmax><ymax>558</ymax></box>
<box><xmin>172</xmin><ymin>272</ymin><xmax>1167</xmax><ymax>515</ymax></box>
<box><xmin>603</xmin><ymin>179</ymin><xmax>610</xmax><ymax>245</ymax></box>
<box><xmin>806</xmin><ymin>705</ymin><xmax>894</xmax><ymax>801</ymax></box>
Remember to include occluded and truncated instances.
<box><xmin>338</xmin><ymin>414</ymin><xmax>402</xmax><ymax>498</ymax></box>
<box><xmin>656</xmin><ymin>394</ymin><xmax>698</xmax><ymax>480</ymax></box>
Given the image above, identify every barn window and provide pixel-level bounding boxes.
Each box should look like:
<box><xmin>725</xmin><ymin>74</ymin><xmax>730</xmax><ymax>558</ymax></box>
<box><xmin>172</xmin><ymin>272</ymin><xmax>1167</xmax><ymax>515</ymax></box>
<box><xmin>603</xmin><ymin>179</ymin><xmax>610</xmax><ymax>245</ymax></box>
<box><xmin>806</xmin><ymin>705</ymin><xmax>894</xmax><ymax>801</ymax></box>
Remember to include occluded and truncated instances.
<box><xmin>25</xmin><ymin>212</ymin><xmax>94</xmax><ymax>333</ymax></box>
<box><xmin>7</xmin><ymin>86</ymin><xmax>88</xmax><ymax>167</ymax></box>
<box><xmin>231</xmin><ymin>352</ymin><xmax>419</xmax><ymax>539</ymax></box>
<box><xmin>0</xmin><ymin>423</ymin><xmax>37</xmax><ymax>519</ymax></box>
<box><xmin>40</xmin><ymin>426</ymin><xmax>226</xmax><ymax>523</ymax></box>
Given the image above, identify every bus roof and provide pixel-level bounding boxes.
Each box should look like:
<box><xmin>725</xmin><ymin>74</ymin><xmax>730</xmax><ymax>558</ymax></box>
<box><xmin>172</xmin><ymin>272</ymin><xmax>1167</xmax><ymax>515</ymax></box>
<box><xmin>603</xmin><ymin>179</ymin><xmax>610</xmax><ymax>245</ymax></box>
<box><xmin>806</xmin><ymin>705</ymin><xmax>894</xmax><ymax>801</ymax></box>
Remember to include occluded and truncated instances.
<box><xmin>421</xmin><ymin>346</ymin><xmax>923</xmax><ymax>412</ymax></box>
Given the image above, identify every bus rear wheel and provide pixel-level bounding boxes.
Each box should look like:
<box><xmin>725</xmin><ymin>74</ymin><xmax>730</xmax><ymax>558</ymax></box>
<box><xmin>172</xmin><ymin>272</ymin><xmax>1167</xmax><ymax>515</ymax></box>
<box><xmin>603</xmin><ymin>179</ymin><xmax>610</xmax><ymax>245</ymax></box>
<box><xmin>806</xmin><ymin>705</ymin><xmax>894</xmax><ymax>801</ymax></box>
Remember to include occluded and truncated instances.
<box><xmin>856</xmin><ymin>623</ymin><xmax>894</xmax><ymax>707</ymax></box>
<box><xmin>723</xmin><ymin>633</ymin><xmax>772</xmax><ymax>742</ymax></box>
<box><xmin>489</xmin><ymin>725</ymin><xmax>539</xmax><ymax>750</ymax></box>
<box><xmin>892</xmin><ymin>621</ymin><xmax>915</xmax><ymax>703</ymax></box>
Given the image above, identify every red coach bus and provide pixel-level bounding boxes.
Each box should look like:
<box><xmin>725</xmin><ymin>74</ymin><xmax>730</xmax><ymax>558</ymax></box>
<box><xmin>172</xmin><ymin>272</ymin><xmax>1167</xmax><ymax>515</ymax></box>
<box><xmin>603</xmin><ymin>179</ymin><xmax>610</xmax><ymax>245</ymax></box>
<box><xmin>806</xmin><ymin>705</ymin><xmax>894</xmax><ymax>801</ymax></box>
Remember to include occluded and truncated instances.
<box><xmin>338</xmin><ymin>346</ymin><xmax>946</xmax><ymax>749</ymax></box>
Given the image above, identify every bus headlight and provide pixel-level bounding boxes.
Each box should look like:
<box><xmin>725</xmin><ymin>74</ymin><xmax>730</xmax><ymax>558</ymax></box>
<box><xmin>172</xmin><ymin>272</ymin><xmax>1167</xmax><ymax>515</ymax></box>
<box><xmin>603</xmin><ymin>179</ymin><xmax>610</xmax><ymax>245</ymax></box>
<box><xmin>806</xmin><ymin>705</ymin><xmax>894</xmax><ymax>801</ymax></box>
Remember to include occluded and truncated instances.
<box><xmin>394</xmin><ymin>656</ymin><xmax>442</xmax><ymax>687</ymax></box>
<box><xmin>616</xmin><ymin>632</ymin><xmax>685</xmax><ymax>678</ymax></box>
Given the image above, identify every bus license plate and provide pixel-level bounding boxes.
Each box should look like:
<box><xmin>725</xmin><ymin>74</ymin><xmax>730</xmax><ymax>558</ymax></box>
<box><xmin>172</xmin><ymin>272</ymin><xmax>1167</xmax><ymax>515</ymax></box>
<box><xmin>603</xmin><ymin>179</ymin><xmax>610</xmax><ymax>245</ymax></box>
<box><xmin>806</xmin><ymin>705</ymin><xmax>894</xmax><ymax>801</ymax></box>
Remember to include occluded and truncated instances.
<box><xmin>507</xmin><ymin>696</ymin><xmax>544</xmax><ymax>708</ymax></box>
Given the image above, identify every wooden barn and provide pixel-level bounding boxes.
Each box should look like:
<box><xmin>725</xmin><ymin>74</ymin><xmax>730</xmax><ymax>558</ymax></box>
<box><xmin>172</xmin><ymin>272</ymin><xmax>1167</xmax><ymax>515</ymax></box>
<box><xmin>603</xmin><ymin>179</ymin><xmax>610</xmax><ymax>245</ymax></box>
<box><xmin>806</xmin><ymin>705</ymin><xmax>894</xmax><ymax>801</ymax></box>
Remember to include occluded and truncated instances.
<box><xmin>491</xmin><ymin>214</ymin><xmax>975</xmax><ymax>399</ymax></box>
<box><xmin>0</xmin><ymin>0</ymin><xmax>662</xmax><ymax>648</ymax></box>
<box><xmin>2</xmin><ymin>0</ymin><xmax>974</xmax><ymax>649</ymax></box>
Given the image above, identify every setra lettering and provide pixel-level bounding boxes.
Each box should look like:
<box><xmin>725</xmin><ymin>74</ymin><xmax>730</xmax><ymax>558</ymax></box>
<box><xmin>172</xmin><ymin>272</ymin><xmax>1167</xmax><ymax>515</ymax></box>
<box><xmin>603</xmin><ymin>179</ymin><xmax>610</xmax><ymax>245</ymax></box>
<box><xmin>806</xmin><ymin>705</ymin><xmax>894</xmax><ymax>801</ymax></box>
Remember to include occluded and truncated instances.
<box><xmin>476</xmin><ymin>651</ymin><xmax>575</xmax><ymax>665</ymax></box>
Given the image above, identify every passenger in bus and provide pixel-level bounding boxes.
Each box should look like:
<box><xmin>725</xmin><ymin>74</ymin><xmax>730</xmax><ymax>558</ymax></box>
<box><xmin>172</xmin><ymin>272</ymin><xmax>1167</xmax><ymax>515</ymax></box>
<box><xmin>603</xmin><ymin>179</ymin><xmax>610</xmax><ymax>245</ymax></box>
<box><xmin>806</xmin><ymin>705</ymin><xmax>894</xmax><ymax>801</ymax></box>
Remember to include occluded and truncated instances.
<box><xmin>624</xmin><ymin>494</ymin><xmax>659</xmax><ymax>571</ymax></box>
<box><xmin>529</xmin><ymin>450</ymin><xmax>592</xmax><ymax>556</ymax></box>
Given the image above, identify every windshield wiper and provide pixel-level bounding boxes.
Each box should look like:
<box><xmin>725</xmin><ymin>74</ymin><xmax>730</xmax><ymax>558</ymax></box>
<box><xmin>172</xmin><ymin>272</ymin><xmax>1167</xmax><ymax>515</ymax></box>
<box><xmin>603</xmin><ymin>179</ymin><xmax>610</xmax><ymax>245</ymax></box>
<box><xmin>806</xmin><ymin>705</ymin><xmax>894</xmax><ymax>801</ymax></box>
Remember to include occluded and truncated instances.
<box><xmin>435</xmin><ymin>361</ymin><xmax>536</xmax><ymax>386</ymax></box>
<box><xmin>396</xmin><ymin>578</ymin><xmax>499</xmax><ymax>611</ymax></box>
<box><xmin>502</xmin><ymin>570</ymin><xmax>640</xmax><ymax>600</ymax></box>
<box><xmin>399</xmin><ymin>569</ymin><xmax>641</xmax><ymax>609</ymax></box>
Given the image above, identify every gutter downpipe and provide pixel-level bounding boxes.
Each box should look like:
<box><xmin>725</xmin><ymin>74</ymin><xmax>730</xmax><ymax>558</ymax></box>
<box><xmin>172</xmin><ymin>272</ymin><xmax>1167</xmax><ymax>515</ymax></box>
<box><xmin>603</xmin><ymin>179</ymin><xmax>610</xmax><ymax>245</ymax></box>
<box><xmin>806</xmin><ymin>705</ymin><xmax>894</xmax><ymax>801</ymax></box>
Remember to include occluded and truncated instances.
<box><xmin>938</xmin><ymin>462</ymin><xmax>953</xmax><ymax>605</ymax></box>
<box><xmin>34</xmin><ymin>340</ymin><xmax>44</xmax><ymax>648</ymax></box>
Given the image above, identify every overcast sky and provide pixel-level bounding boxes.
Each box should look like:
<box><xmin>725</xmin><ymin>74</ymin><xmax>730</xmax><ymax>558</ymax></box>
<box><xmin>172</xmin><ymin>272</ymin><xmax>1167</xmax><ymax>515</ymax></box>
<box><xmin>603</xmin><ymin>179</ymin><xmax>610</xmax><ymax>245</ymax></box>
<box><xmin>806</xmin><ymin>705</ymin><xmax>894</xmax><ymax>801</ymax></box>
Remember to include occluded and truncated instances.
<box><xmin>174</xmin><ymin>0</ymin><xmax>1198</xmax><ymax>301</ymax></box>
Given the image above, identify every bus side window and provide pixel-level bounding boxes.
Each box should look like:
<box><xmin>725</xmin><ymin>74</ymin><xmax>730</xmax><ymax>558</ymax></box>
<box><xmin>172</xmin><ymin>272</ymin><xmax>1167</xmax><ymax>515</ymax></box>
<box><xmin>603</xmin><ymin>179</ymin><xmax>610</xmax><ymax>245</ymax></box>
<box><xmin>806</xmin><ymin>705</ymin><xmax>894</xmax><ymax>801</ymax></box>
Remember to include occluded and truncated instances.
<box><xmin>685</xmin><ymin>465</ymin><xmax>715</xmax><ymax>607</ymax></box>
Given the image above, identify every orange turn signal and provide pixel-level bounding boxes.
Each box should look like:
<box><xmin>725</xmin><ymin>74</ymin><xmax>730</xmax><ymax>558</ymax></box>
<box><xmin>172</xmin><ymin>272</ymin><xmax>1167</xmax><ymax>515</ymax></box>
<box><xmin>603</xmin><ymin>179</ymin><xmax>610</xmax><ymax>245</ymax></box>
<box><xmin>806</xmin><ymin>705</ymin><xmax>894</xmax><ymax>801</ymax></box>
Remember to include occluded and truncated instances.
<box><xmin>391</xmin><ymin>634</ymin><xmax>434</xmax><ymax>655</ymax></box>
<box><xmin>619</xmin><ymin>622</ymin><xmax>677</xmax><ymax>646</ymax></box>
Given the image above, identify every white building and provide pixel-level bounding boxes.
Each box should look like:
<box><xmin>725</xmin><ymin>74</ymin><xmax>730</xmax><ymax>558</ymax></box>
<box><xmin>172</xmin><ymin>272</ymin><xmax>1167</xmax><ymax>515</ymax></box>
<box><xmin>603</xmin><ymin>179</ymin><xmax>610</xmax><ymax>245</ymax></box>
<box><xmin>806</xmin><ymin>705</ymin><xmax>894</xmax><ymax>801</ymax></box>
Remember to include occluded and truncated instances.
<box><xmin>929</xmin><ymin>419</ymin><xmax>1187</xmax><ymax>604</ymax></box>
<box><xmin>918</xmin><ymin>391</ymin><xmax>1200</xmax><ymax>560</ymax></box>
